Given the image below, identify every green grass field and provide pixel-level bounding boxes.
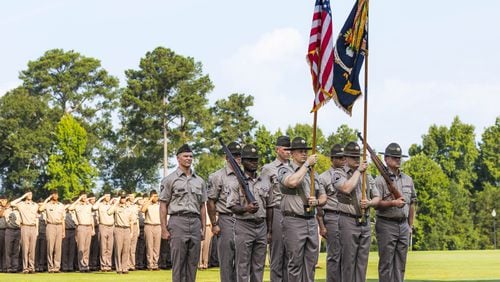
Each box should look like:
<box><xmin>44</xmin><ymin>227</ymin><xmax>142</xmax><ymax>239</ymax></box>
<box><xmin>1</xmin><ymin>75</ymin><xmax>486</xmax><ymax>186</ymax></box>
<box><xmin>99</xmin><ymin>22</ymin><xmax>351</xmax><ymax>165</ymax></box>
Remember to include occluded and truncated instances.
<box><xmin>1</xmin><ymin>250</ymin><xmax>499</xmax><ymax>281</ymax></box>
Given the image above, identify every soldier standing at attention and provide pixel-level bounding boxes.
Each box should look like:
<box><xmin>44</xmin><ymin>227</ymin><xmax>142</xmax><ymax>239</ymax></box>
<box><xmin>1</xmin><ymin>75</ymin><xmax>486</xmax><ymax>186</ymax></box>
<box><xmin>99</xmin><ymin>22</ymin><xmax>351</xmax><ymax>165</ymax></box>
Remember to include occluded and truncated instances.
<box><xmin>317</xmin><ymin>144</ymin><xmax>345</xmax><ymax>282</ymax></box>
<box><xmin>375</xmin><ymin>143</ymin><xmax>417</xmax><ymax>282</ymax></box>
<box><xmin>62</xmin><ymin>200</ymin><xmax>77</xmax><ymax>272</ymax></box>
<box><xmin>0</xmin><ymin>194</ymin><xmax>7</xmax><ymax>272</ymax></box>
<box><xmin>160</xmin><ymin>144</ymin><xmax>207</xmax><ymax>282</ymax></box>
<box><xmin>206</xmin><ymin>141</ymin><xmax>242</xmax><ymax>282</ymax></box>
<box><xmin>136</xmin><ymin>193</ymin><xmax>148</xmax><ymax>270</ymax></box>
<box><xmin>278</xmin><ymin>137</ymin><xmax>327</xmax><ymax>282</ymax></box>
<box><xmin>4</xmin><ymin>199</ymin><xmax>22</xmax><ymax>272</ymax></box>
<box><xmin>92</xmin><ymin>193</ymin><xmax>114</xmax><ymax>272</ymax></box>
<box><xmin>227</xmin><ymin>144</ymin><xmax>273</xmax><ymax>282</ymax></box>
<box><xmin>68</xmin><ymin>191</ymin><xmax>95</xmax><ymax>272</ymax></box>
<box><xmin>127</xmin><ymin>193</ymin><xmax>140</xmax><ymax>271</ymax></box>
<box><xmin>11</xmin><ymin>190</ymin><xmax>40</xmax><ymax>274</ymax></box>
<box><xmin>88</xmin><ymin>193</ymin><xmax>100</xmax><ymax>271</ymax></box>
<box><xmin>335</xmin><ymin>142</ymin><xmax>380</xmax><ymax>282</ymax></box>
<box><xmin>141</xmin><ymin>190</ymin><xmax>161</xmax><ymax>271</ymax></box>
<box><xmin>108</xmin><ymin>191</ymin><xmax>134</xmax><ymax>274</ymax></box>
<box><xmin>260</xmin><ymin>135</ymin><xmax>290</xmax><ymax>282</ymax></box>
<box><xmin>35</xmin><ymin>199</ymin><xmax>47</xmax><ymax>272</ymax></box>
<box><xmin>39</xmin><ymin>189</ymin><xmax>66</xmax><ymax>273</ymax></box>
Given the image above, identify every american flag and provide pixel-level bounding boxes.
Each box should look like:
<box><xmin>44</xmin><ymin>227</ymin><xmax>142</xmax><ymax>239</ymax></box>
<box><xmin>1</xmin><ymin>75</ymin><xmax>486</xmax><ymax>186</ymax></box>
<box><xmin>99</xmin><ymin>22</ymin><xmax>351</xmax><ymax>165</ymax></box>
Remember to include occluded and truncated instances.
<box><xmin>307</xmin><ymin>0</ymin><xmax>334</xmax><ymax>112</ymax></box>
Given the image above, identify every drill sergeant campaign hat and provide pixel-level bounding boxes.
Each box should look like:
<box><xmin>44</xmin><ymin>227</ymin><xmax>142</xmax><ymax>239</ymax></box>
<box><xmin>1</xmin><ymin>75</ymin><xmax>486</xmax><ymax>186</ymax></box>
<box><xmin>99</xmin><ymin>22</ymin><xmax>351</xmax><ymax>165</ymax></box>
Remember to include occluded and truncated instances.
<box><xmin>275</xmin><ymin>136</ymin><xmax>291</xmax><ymax>147</ymax></box>
<box><xmin>343</xmin><ymin>141</ymin><xmax>361</xmax><ymax>157</ymax></box>
<box><xmin>241</xmin><ymin>144</ymin><xmax>259</xmax><ymax>159</ymax></box>
<box><xmin>380</xmin><ymin>142</ymin><xmax>408</xmax><ymax>158</ymax></box>
<box><xmin>329</xmin><ymin>144</ymin><xmax>345</xmax><ymax>157</ymax></box>
<box><xmin>285</xmin><ymin>137</ymin><xmax>312</xmax><ymax>151</ymax></box>
<box><xmin>227</xmin><ymin>141</ymin><xmax>242</xmax><ymax>156</ymax></box>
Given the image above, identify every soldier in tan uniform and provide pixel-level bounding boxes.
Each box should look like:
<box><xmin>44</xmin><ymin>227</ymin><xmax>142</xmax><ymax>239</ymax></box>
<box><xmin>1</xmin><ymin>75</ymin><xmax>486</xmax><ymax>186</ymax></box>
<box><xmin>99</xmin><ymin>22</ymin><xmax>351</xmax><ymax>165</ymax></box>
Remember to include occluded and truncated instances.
<box><xmin>88</xmin><ymin>193</ymin><xmax>100</xmax><ymax>271</ymax></box>
<box><xmin>335</xmin><ymin>141</ymin><xmax>380</xmax><ymax>282</ymax></box>
<box><xmin>160</xmin><ymin>144</ymin><xmax>207</xmax><ymax>282</ymax></box>
<box><xmin>11</xmin><ymin>191</ymin><xmax>40</xmax><ymax>273</ymax></box>
<box><xmin>207</xmin><ymin>141</ymin><xmax>241</xmax><ymax>282</ymax></box>
<box><xmin>62</xmin><ymin>200</ymin><xmax>77</xmax><ymax>272</ymax></box>
<box><xmin>108</xmin><ymin>191</ymin><xmax>134</xmax><ymax>274</ymax></box>
<box><xmin>227</xmin><ymin>144</ymin><xmax>273</xmax><ymax>282</ymax></box>
<box><xmin>198</xmin><ymin>205</ymin><xmax>212</xmax><ymax>269</ymax></box>
<box><xmin>375</xmin><ymin>143</ymin><xmax>417</xmax><ymax>282</ymax></box>
<box><xmin>4</xmin><ymin>201</ymin><xmax>21</xmax><ymax>272</ymax></box>
<box><xmin>141</xmin><ymin>190</ymin><xmax>161</xmax><ymax>270</ymax></box>
<box><xmin>127</xmin><ymin>193</ymin><xmax>140</xmax><ymax>271</ymax></box>
<box><xmin>35</xmin><ymin>201</ymin><xmax>47</xmax><ymax>272</ymax></box>
<box><xmin>0</xmin><ymin>194</ymin><xmax>8</xmax><ymax>272</ymax></box>
<box><xmin>317</xmin><ymin>144</ymin><xmax>345</xmax><ymax>282</ymax></box>
<box><xmin>68</xmin><ymin>191</ymin><xmax>95</xmax><ymax>272</ymax></box>
<box><xmin>39</xmin><ymin>190</ymin><xmax>66</xmax><ymax>273</ymax></box>
<box><xmin>260</xmin><ymin>135</ymin><xmax>290</xmax><ymax>282</ymax></box>
<box><xmin>92</xmin><ymin>193</ymin><xmax>114</xmax><ymax>272</ymax></box>
<box><xmin>278</xmin><ymin>137</ymin><xmax>327</xmax><ymax>282</ymax></box>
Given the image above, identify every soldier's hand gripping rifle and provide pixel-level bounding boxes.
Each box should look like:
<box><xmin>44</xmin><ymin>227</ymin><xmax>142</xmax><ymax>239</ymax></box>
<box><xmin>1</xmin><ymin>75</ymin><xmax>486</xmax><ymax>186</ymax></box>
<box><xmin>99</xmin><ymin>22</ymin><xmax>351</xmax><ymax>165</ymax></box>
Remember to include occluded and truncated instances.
<box><xmin>356</xmin><ymin>132</ymin><xmax>404</xmax><ymax>201</ymax></box>
<box><xmin>218</xmin><ymin>138</ymin><xmax>257</xmax><ymax>205</ymax></box>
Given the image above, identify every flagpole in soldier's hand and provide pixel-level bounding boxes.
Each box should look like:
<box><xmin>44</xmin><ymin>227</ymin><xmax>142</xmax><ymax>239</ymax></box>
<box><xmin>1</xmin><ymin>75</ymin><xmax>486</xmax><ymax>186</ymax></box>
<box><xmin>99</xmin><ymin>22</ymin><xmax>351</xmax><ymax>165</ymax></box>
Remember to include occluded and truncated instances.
<box><xmin>308</xmin><ymin>111</ymin><xmax>318</xmax><ymax>213</ymax></box>
<box><xmin>360</xmin><ymin>0</ymin><xmax>369</xmax><ymax>224</ymax></box>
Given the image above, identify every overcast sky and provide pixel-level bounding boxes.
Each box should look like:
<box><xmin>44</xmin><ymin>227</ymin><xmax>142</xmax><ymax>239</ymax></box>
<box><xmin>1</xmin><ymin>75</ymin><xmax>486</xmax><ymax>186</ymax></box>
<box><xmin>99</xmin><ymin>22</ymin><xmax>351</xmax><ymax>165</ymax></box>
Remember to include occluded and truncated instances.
<box><xmin>1</xmin><ymin>0</ymin><xmax>499</xmax><ymax>155</ymax></box>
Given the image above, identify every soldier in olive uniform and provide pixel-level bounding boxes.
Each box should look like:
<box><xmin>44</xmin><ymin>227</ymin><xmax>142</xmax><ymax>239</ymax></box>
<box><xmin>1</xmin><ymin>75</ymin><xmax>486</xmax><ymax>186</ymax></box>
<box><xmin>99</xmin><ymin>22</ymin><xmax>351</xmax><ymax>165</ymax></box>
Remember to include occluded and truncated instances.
<box><xmin>160</xmin><ymin>144</ymin><xmax>207</xmax><ymax>282</ymax></box>
<box><xmin>335</xmin><ymin>142</ymin><xmax>380</xmax><ymax>282</ymax></box>
<box><xmin>278</xmin><ymin>137</ymin><xmax>327</xmax><ymax>282</ymax></box>
<box><xmin>39</xmin><ymin>190</ymin><xmax>66</xmax><ymax>273</ymax></box>
<box><xmin>92</xmin><ymin>193</ymin><xmax>114</xmax><ymax>272</ymax></box>
<box><xmin>260</xmin><ymin>136</ymin><xmax>291</xmax><ymax>282</ymax></box>
<box><xmin>11</xmin><ymin>191</ymin><xmax>40</xmax><ymax>273</ymax></box>
<box><xmin>375</xmin><ymin>143</ymin><xmax>417</xmax><ymax>282</ymax></box>
<box><xmin>227</xmin><ymin>144</ymin><xmax>273</xmax><ymax>282</ymax></box>
<box><xmin>206</xmin><ymin>141</ymin><xmax>242</xmax><ymax>282</ymax></box>
<box><xmin>68</xmin><ymin>192</ymin><xmax>95</xmax><ymax>272</ymax></box>
<box><xmin>108</xmin><ymin>191</ymin><xmax>134</xmax><ymax>274</ymax></box>
<box><xmin>127</xmin><ymin>193</ymin><xmax>140</xmax><ymax>271</ymax></box>
<box><xmin>141</xmin><ymin>190</ymin><xmax>161</xmax><ymax>270</ymax></box>
<box><xmin>317</xmin><ymin>144</ymin><xmax>345</xmax><ymax>282</ymax></box>
<box><xmin>0</xmin><ymin>194</ymin><xmax>8</xmax><ymax>272</ymax></box>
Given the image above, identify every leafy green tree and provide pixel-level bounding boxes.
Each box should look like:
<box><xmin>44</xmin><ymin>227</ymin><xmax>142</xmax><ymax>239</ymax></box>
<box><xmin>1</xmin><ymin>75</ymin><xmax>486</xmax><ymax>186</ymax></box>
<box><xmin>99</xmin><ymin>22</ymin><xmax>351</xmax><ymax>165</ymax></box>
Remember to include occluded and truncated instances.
<box><xmin>472</xmin><ymin>183</ymin><xmax>500</xmax><ymax>248</ymax></box>
<box><xmin>402</xmin><ymin>154</ymin><xmax>453</xmax><ymax>250</ymax></box>
<box><xmin>0</xmin><ymin>87</ymin><xmax>55</xmax><ymax>197</ymax></box>
<box><xmin>210</xmin><ymin>93</ymin><xmax>257</xmax><ymax>147</ymax></box>
<box><xmin>254</xmin><ymin>125</ymin><xmax>274</xmax><ymax>166</ymax></box>
<box><xmin>321</xmin><ymin>124</ymin><xmax>359</xmax><ymax>153</ymax></box>
<box><xmin>411</xmin><ymin>116</ymin><xmax>479</xmax><ymax>192</ymax></box>
<box><xmin>46</xmin><ymin>114</ymin><xmax>97</xmax><ymax>200</ymax></box>
<box><xmin>475</xmin><ymin>117</ymin><xmax>499</xmax><ymax>189</ymax></box>
<box><xmin>18</xmin><ymin>49</ymin><xmax>119</xmax><ymax>187</ymax></box>
<box><xmin>194</xmin><ymin>153</ymin><xmax>225</xmax><ymax>181</ymax></box>
<box><xmin>118</xmin><ymin>47</ymin><xmax>213</xmax><ymax>189</ymax></box>
<box><xmin>285</xmin><ymin>123</ymin><xmax>326</xmax><ymax>151</ymax></box>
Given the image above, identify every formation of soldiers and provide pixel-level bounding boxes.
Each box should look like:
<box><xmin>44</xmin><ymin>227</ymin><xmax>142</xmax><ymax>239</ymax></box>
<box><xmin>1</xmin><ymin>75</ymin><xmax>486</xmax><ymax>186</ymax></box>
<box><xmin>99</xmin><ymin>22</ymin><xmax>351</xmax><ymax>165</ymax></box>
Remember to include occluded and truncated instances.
<box><xmin>0</xmin><ymin>135</ymin><xmax>417</xmax><ymax>282</ymax></box>
<box><xmin>0</xmin><ymin>189</ymin><xmax>165</xmax><ymax>274</ymax></box>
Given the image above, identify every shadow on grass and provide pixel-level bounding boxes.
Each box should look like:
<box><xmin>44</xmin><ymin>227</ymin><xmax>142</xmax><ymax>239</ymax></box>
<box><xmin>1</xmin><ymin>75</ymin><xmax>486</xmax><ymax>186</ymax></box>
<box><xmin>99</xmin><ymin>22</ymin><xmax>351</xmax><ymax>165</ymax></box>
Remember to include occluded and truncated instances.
<box><xmin>305</xmin><ymin>280</ymin><xmax>500</xmax><ymax>282</ymax></box>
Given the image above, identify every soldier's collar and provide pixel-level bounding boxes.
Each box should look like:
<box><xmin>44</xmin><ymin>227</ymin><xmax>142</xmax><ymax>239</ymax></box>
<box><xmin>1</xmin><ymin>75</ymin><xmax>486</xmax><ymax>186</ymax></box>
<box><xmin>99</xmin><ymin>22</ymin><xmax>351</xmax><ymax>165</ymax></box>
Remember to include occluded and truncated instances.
<box><xmin>224</xmin><ymin>165</ymin><xmax>236</xmax><ymax>176</ymax></box>
<box><xmin>175</xmin><ymin>167</ymin><xmax>197</xmax><ymax>178</ymax></box>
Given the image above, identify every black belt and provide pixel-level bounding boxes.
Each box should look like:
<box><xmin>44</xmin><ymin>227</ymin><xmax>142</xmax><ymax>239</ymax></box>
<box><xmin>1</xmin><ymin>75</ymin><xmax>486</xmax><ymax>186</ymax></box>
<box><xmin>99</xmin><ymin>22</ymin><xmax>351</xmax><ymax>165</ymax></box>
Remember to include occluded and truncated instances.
<box><xmin>282</xmin><ymin>211</ymin><xmax>315</xmax><ymax>220</ymax></box>
<box><xmin>377</xmin><ymin>215</ymin><xmax>407</xmax><ymax>224</ymax></box>
<box><xmin>78</xmin><ymin>224</ymin><xmax>92</xmax><ymax>226</ymax></box>
<box><xmin>47</xmin><ymin>222</ymin><xmax>63</xmax><ymax>225</ymax></box>
<box><xmin>21</xmin><ymin>224</ymin><xmax>36</xmax><ymax>226</ymax></box>
<box><xmin>236</xmin><ymin>218</ymin><xmax>265</xmax><ymax>224</ymax></box>
<box><xmin>219</xmin><ymin>212</ymin><xmax>233</xmax><ymax>216</ymax></box>
<box><xmin>65</xmin><ymin>228</ymin><xmax>75</xmax><ymax>230</ymax></box>
<box><xmin>145</xmin><ymin>223</ymin><xmax>161</xmax><ymax>226</ymax></box>
<box><xmin>99</xmin><ymin>224</ymin><xmax>114</xmax><ymax>227</ymax></box>
<box><xmin>6</xmin><ymin>227</ymin><xmax>20</xmax><ymax>230</ymax></box>
<box><xmin>323</xmin><ymin>210</ymin><xmax>340</xmax><ymax>214</ymax></box>
<box><xmin>115</xmin><ymin>225</ymin><xmax>130</xmax><ymax>229</ymax></box>
<box><xmin>338</xmin><ymin>211</ymin><xmax>365</xmax><ymax>219</ymax></box>
<box><xmin>170</xmin><ymin>212</ymin><xmax>199</xmax><ymax>218</ymax></box>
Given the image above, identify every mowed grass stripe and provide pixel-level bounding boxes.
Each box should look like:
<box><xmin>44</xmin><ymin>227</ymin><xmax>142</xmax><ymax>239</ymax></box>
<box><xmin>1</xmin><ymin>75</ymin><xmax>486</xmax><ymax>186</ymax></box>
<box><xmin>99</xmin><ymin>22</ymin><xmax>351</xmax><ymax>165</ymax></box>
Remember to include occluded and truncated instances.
<box><xmin>0</xmin><ymin>250</ymin><xmax>499</xmax><ymax>281</ymax></box>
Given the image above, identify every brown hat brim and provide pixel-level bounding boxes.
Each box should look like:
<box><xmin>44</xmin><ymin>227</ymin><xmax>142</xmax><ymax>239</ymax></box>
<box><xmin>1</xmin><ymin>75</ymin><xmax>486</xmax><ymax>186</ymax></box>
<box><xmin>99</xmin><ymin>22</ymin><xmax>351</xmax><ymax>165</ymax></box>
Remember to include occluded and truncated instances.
<box><xmin>380</xmin><ymin>152</ymin><xmax>408</xmax><ymax>158</ymax></box>
<box><xmin>343</xmin><ymin>153</ymin><xmax>361</xmax><ymax>157</ymax></box>
<box><xmin>285</xmin><ymin>147</ymin><xmax>312</xmax><ymax>151</ymax></box>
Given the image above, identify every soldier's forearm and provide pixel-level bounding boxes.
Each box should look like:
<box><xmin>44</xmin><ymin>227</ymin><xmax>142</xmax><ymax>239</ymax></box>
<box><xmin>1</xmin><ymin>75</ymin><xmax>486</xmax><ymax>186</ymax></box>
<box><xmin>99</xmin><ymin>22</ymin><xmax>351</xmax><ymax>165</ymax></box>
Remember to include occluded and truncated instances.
<box><xmin>230</xmin><ymin>205</ymin><xmax>247</xmax><ymax>215</ymax></box>
<box><xmin>206</xmin><ymin>200</ymin><xmax>218</xmax><ymax>224</ymax></box>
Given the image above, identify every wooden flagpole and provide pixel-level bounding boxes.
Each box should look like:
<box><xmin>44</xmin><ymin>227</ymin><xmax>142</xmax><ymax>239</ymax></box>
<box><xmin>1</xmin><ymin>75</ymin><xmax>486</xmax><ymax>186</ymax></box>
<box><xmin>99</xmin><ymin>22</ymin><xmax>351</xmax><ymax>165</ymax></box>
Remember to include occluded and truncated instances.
<box><xmin>361</xmin><ymin>0</ymin><xmax>369</xmax><ymax>221</ymax></box>
<box><xmin>310</xmin><ymin>110</ymin><xmax>318</xmax><ymax>201</ymax></box>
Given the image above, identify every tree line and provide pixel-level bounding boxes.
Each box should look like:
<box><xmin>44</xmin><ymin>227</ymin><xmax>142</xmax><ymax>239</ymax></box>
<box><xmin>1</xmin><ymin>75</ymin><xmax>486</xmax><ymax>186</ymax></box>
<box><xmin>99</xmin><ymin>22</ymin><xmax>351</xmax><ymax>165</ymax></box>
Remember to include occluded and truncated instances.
<box><xmin>0</xmin><ymin>47</ymin><xmax>498</xmax><ymax>250</ymax></box>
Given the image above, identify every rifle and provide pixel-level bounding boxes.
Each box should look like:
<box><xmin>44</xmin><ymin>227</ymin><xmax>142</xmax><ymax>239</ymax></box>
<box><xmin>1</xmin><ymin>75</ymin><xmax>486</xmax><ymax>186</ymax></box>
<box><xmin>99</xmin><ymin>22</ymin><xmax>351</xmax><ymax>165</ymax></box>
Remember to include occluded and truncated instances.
<box><xmin>356</xmin><ymin>132</ymin><xmax>403</xmax><ymax>200</ymax></box>
<box><xmin>218</xmin><ymin>138</ymin><xmax>257</xmax><ymax>204</ymax></box>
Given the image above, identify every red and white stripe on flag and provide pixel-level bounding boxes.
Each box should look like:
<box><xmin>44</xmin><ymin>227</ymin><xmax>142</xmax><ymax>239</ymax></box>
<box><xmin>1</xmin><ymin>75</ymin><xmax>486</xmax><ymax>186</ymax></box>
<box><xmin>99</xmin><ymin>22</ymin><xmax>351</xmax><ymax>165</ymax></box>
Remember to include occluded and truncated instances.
<box><xmin>307</xmin><ymin>0</ymin><xmax>334</xmax><ymax>112</ymax></box>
